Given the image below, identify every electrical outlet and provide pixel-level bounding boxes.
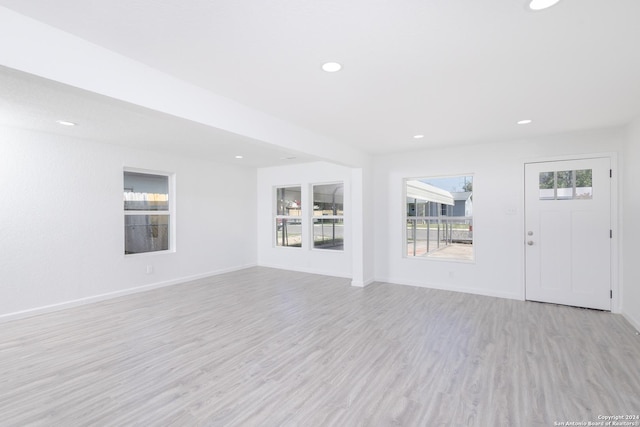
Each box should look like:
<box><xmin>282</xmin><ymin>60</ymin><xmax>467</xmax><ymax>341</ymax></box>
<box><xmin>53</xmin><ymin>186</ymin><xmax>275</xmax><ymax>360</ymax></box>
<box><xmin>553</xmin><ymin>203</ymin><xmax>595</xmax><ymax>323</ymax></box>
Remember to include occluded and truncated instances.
<box><xmin>146</xmin><ymin>265</ymin><xmax>153</xmax><ymax>274</ymax></box>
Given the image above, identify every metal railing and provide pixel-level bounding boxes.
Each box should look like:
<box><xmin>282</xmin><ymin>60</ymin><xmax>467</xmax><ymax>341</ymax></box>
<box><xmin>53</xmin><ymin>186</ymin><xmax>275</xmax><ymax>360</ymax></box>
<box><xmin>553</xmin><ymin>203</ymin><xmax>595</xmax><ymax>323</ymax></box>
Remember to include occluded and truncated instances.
<box><xmin>406</xmin><ymin>216</ymin><xmax>473</xmax><ymax>256</ymax></box>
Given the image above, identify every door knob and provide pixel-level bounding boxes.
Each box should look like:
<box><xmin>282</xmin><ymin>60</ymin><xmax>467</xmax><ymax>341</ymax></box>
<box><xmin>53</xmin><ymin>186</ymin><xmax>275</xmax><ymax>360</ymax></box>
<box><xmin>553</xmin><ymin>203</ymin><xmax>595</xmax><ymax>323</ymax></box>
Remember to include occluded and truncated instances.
<box><xmin>527</xmin><ymin>241</ymin><xmax>534</xmax><ymax>246</ymax></box>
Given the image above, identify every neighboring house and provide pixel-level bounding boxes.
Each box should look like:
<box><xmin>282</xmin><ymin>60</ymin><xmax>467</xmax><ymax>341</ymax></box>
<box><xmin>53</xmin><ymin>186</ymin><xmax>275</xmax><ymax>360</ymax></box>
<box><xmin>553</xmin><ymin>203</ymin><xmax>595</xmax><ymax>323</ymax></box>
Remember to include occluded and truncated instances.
<box><xmin>451</xmin><ymin>191</ymin><xmax>473</xmax><ymax>217</ymax></box>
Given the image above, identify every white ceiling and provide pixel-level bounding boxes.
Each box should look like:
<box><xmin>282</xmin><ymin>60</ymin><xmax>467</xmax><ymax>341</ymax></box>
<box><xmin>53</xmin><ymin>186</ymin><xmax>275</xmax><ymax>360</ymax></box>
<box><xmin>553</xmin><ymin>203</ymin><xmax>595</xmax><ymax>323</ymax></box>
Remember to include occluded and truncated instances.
<box><xmin>1</xmin><ymin>0</ymin><xmax>640</xmax><ymax>156</ymax></box>
<box><xmin>0</xmin><ymin>65</ymin><xmax>317</xmax><ymax>167</ymax></box>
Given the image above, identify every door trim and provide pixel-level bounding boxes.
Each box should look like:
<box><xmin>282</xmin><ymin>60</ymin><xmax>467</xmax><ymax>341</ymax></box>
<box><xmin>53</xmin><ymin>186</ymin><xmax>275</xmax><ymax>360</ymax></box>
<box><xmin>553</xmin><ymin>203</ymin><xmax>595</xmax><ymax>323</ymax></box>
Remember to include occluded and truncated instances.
<box><xmin>522</xmin><ymin>152</ymin><xmax>619</xmax><ymax>313</ymax></box>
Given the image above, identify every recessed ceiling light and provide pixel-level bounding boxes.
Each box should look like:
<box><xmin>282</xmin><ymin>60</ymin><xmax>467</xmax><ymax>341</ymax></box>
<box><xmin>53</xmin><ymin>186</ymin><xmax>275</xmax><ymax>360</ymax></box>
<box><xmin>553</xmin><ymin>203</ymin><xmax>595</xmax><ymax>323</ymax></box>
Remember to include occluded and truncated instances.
<box><xmin>517</xmin><ymin>119</ymin><xmax>533</xmax><ymax>125</ymax></box>
<box><xmin>529</xmin><ymin>0</ymin><xmax>561</xmax><ymax>11</ymax></box>
<box><xmin>413</xmin><ymin>134</ymin><xmax>425</xmax><ymax>139</ymax></box>
<box><xmin>56</xmin><ymin>120</ymin><xmax>76</xmax><ymax>126</ymax></box>
<box><xmin>322</xmin><ymin>62</ymin><xmax>342</xmax><ymax>73</ymax></box>
<box><xmin>235</xmin><ymin>155</ymin><xmax>244</xmax><ymax>159</ymax></box>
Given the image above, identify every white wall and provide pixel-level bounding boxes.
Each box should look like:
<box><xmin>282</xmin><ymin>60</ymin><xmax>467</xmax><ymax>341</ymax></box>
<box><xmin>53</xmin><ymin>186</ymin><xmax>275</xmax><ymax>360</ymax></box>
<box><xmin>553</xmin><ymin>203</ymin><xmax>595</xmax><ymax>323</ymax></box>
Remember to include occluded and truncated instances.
<box><xmin>350</xmin><ymin>166</ymin><xmax>376</xmax><ymax>287</ymax></box>
<box><xmin>3</xmin><ymin>120</ymin><xmax>635</xmax><ymax>323</ymax></box>
<box><xmin>0</xmin><ymin>127</ymin><xmax>257</xmax><ymax>319</ymax></box>
<box><xmin>257</xmin><ymin>162</ymin><xmax>353</xmax><ymax>278</ymax></box>
<box><xmin>623</xmin><ymin>119</ymin><xmax>640</xmax><ymax>330</ymax></box>
<box><xmin>373</xmin><ymin>127</ymin><xmax>625</xmax><ymax>302</ymax></box>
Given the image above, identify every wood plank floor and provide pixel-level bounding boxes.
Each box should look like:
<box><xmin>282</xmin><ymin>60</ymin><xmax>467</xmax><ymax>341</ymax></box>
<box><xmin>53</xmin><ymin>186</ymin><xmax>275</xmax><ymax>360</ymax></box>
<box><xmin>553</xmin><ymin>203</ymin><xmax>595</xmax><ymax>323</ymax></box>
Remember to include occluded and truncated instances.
<box><xmin>1</xmin><ymin>267</ymin><xmax>639</xmax><ymax>426</ymax></box>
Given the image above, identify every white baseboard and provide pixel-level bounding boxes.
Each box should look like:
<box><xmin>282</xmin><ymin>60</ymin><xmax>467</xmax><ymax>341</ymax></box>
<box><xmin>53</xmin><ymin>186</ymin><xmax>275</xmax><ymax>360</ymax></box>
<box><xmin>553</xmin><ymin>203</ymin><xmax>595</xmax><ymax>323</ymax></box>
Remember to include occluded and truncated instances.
<box><xmin>622</xmin><ymin>311</ymin><xmax>640</xmax><ymax>333</ymax></box>
<box><xmin>257</xmin><ymin>262</ymin><xmax>352</xmax><ymax>280</ymax></box>
<box><xmin>351</xmin><ymin>278</ymin><xmax>375</xmax><ymax>288</ymax></box>
<box><xmin>2</xmin><ymin>266</ymin><xmax>528</xmax><ymax>323</ymax></box>
<box><xmin>257</xmin><ymin>262</ymin><xmax>370</xmax><ymax>287</ymax></box>
<box><xmin>0</xmin><ymin>264</ymin><xmax>256</xmax><ymax>323</ymax></box>
<box><xmin>375</xmin><ymin>276</ymin><xmax>522</xmax><ymax>301</ymax></box>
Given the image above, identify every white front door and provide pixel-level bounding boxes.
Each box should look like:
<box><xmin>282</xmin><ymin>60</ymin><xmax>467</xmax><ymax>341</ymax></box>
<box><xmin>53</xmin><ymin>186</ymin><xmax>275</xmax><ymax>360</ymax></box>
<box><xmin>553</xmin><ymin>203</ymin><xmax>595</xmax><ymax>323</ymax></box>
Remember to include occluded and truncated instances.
<box><xmin>524</xmin><ymin>157</ymin><xmax>611</xmax><ymax>310</ymax></box>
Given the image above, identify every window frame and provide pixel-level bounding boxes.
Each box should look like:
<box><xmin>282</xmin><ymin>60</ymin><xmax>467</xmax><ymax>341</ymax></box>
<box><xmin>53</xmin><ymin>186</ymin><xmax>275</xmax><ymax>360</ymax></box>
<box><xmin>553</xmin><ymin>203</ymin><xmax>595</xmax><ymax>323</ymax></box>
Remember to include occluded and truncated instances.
<box><xmin>311</xmin><ymin>181</ymin><xmax>345</xmax><ymax>251</ymax></box>
<box><xmin>403</xmin><ymin>174</ymin><xmax>474</xmax><ymax>263</ymax></box>
<box><xmin>123</xmin><ymin>168</ymin><xmax>175</xmax><ymax>256</ymax></box>
<box><xmin>538</xmin><ymin>169</ymin><xmax>593</xmax><ymax>200</ymax></box>
<box><xmin>274</xmin><ymin>185</ymin><xmax>303</xmax><ymax>249</ymax></box>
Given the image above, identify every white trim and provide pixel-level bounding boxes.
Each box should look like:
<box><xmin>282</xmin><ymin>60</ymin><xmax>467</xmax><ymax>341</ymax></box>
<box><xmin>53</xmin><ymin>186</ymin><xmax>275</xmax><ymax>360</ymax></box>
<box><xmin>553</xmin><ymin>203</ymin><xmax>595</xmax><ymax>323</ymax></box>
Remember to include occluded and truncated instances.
<box><xmin>622</xmin><ymin>312</ymin><xmax>640</xmax><ymax>333</ymax></box>
<box><xmin>123</xmin><ymin>166</ymin><xmax>172</xmax><ymax>176</ymax></box>
<box><xmin>376</xmin><ymin>276</ymin><xmax>522</xmax><ymax>301</ymax></box>
<box><xmin>351</xmin><ymin>278</ymin><xmax>375</xmax><ymax>288</ymax></box>
<box><xmin>610</xmin><ymin>153</ymin><xmax>620</xmax><ymax>313</ymax></box>
<box><xmin>123</xmin><ymin>211</ymin><xmax>171</xmax><ymax>216</ymax></box>
<box><xmin>257</xmin><ymin>262</ymin><xmax>351</xmax><ymax>279</ymax></box>
<box><xmin>522</xmin><ymin>151</ymin><xmax>617</xmax><ymax>164</ymax></box>
<box><xmin>123</xmin><ymin>248</ymin><xmax>174</xmax><ymax>258</ymax></box>
<box><xmin>0</xmin><ymin>264</ymin><xmax>256</xmax><ymax>323</ymax></box>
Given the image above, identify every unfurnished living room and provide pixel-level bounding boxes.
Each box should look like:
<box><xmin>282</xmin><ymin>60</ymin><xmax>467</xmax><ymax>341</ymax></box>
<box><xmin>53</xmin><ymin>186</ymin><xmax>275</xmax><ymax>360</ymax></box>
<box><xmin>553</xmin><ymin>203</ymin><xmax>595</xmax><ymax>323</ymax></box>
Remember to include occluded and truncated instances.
<box><xmin>1</xmin><ymin>1</ymin><xmax>640</xmax><ymax>426</ymax></box>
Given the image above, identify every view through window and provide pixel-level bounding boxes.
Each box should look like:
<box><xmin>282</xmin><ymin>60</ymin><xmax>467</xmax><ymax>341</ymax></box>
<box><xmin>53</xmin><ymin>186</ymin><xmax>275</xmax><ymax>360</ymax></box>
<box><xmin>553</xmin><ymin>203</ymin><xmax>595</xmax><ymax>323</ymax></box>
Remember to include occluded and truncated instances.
<box><xmin>405</xmin><ymin>175</ymin><xmax>473</xmax><ymax>261</ymax></box>
<box><xmin>312</xmin><ymin>183</ymin><xmax>344</xmax><ymax>250</ymax></box>
<box><xmin>275</xmin><ymin>186</ymin><xmax>302</xmax><ymax>248</ymax></box>
<box><xmin>124</xmin><ymin>170</ymin><xmax>171</xmax><ymax>255</ymax></box>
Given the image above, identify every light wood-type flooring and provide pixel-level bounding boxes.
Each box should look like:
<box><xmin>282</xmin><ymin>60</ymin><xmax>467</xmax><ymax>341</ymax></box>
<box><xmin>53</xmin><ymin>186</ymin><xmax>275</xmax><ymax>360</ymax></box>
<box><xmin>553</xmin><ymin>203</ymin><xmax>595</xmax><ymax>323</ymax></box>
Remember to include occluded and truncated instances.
<box><xmin>1</xmin><ymin>267</ymin><xmax>639</xmax><ymax>426</ymax></box>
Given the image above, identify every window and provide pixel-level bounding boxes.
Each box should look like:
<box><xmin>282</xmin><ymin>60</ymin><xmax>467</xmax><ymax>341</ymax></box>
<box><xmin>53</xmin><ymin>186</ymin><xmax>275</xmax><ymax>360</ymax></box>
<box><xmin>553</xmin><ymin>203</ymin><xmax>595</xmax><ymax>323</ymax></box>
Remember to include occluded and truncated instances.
<box><xmin>124</xmin><ymin>170</ymin><xmax>172</xmax><ymax>255</ymax></box>
<box><xmin>275</xmin><ymin>186</ymin><xmax>302</xmax><ymax>248</ymax></box>
<box><xmin>539</xmin><ymin>169</ymin><xmax>592</xmax><ymax>200</ymax></box>
<box><xmin>405</xmin><ymin>175</ymin><xmax>473</xmax><ymax>261</ymax></box>
<box><xmin>312</xmin><ymin>183</ymin><xmax>344</xmax><ymax>250</ymax></box>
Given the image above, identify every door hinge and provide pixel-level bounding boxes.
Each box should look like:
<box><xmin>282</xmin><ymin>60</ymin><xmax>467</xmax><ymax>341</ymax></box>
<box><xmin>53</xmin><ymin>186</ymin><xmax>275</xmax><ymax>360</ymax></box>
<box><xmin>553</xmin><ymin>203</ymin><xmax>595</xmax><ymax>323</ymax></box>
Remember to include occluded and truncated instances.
<box><xmin>611</xmin><ymin>290</ymin><xmax>613</xmax><ymax>299</ymax></box>
<box><xmin>610</xmin><ymin>169</ymin><xmax>613</xmax><ymax>178</ymax></box>
<box><xmin>610</xmin><ymin>230</ymin><xmax>613</xmax><ymax>239</ymax></box>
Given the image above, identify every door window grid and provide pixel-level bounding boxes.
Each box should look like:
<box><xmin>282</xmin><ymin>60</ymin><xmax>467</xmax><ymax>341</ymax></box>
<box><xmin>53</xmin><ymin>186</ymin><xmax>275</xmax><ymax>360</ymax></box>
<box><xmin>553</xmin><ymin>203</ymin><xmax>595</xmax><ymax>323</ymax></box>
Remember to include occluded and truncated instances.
<box><xmin>539</xmin><ymin>169</ymin><xmax>593</xmax><ymax>200</ymax></box>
